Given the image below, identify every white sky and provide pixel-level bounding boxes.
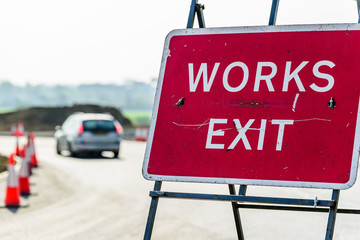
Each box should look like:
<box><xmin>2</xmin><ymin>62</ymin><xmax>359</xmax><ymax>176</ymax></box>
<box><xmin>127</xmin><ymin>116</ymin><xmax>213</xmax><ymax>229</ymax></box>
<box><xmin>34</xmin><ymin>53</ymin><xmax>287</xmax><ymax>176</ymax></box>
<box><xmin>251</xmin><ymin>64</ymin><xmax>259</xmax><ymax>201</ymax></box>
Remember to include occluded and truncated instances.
<box><xmin>0</xmin><ymin>0</ymin><xmax>358</xmax><ymax>86</ymax></box>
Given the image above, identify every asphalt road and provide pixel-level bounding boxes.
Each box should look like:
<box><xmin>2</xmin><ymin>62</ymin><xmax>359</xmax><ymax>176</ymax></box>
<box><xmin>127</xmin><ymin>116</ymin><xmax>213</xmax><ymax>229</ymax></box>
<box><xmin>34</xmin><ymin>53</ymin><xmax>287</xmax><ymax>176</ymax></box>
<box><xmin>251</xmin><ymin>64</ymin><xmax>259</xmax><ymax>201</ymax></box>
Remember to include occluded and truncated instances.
<box><xmin>0</xmin><ymin>136</ymin><xmax>359</xmax><ymax>239</ymax></box>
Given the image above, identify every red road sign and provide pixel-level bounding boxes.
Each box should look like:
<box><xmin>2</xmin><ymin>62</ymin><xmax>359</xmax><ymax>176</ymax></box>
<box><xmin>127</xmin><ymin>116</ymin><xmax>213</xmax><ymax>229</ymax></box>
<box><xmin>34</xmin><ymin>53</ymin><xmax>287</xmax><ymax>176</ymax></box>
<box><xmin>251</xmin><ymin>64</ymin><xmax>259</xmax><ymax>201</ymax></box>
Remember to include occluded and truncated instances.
<box><xmin>143</xmin><ymin>24</ymin><xmax>360</xmax><ymax>189</ymax></box>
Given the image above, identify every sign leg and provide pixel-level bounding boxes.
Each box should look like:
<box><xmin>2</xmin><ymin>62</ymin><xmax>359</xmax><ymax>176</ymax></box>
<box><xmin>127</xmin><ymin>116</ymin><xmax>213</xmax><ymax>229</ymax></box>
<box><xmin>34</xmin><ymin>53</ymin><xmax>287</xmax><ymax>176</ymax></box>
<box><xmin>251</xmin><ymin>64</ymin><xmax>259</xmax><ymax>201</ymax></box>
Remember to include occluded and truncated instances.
<box><xmin>325</xmin><ymin>190</ymin><xmax>340</xmax><ymax>240</ymax></box>
<box><xmin>268</xmin><ymin>0</ymin><xmax>280</xmax><ymax>26</ymax></box>
<box><xmin>187</xmin><ymin>0</ymin><xmax>198</xmax><ymax>28</ymax></box>
<box><xmin>144</xmin><ymin>181</ymin><xmax>162</xmax><ymax>240</ymax></box>
<box><xmin>357</xmin><ymin>0</ymin><xmax>360</xmax><ymax>23</ymax></box>
<box><xmin>186</xmin><ymin>0</ymin><xmax>205</xmax><ymax>28</ymax></box>
<box><xmin>195</xmin><ymin>3</ymin><xmax>205</xmax><ymax>28</ymax></box>
<box><xmin>229</xmin><ymin>184</ymin><xmax>246</xmax><ymax>240</ymax></box>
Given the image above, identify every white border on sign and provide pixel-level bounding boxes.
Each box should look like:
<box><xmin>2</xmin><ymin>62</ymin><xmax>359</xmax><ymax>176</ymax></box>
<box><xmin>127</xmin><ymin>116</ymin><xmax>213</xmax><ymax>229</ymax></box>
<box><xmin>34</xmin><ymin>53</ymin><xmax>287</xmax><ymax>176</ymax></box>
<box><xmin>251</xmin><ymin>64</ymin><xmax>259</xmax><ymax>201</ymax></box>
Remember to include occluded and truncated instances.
<box><xmin>142</xmin><ymin>24</ymin><xmax>360</xmax><ymax>190</ymax></box>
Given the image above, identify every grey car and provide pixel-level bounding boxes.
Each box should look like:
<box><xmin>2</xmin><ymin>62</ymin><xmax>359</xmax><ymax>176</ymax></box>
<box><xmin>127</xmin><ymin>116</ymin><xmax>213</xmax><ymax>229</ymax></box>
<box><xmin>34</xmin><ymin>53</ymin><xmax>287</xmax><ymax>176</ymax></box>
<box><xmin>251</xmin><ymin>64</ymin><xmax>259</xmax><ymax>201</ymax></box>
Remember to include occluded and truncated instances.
<box><xmin>54</xmin><ymin>112</ymin><xmax>123</xmax><ymax>157</ymax></box>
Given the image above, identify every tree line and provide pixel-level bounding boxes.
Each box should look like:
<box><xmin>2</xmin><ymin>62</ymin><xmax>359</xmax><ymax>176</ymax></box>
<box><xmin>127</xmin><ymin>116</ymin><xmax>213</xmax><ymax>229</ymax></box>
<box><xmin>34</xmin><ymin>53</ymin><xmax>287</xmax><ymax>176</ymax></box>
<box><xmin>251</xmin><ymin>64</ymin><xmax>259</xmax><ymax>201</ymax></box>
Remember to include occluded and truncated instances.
<box><xmin>0</xmin><ymin>80</ymin><xmax>156</xmax><ymax>112</ymax></box>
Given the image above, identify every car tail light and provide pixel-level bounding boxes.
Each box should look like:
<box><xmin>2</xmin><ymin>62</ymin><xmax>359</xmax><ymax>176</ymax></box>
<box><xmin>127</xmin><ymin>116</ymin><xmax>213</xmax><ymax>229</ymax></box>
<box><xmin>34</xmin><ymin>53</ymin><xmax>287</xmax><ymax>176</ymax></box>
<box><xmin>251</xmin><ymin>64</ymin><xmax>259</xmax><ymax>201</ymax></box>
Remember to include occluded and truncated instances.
<box><xmin>78</xmin><ymin>124</ymin><xmax>84</xmax><ymax>134</ymax></box>
<box><xmin>115</xmin><ymin>123</ymin><xmax>123</xmax><ymax>134</ymax></box>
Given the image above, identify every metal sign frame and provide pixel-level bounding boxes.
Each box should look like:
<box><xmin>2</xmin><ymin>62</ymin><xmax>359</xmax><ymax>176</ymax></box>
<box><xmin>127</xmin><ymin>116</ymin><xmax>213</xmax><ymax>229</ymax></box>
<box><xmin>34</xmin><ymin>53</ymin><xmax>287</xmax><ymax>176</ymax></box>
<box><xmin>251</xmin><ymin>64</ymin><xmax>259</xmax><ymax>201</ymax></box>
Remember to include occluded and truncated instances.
<box><xmin>143</xmin><ymin>1</ymin><xmax>360</xmax><ymax>239</ymax></box>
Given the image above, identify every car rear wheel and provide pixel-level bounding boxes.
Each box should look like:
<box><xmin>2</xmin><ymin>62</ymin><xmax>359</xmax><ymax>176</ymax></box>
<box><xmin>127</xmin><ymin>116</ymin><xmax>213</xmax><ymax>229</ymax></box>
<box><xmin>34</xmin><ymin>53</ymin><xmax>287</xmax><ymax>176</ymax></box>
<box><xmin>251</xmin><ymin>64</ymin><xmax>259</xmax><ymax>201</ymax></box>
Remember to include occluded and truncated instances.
<box><xmin>113</xmin><ymin>151</ymin><xmax>119</xmax><ymax>158</ymax></box>
<box><xmin>68</xmin><ymin>142</ymin><xmax>78</xmax><ymax>157</ymax></box>
<box><xmin>56</xmin><ymin>141</ymin><xmax>61</xmax><ymax>155</ymax></box>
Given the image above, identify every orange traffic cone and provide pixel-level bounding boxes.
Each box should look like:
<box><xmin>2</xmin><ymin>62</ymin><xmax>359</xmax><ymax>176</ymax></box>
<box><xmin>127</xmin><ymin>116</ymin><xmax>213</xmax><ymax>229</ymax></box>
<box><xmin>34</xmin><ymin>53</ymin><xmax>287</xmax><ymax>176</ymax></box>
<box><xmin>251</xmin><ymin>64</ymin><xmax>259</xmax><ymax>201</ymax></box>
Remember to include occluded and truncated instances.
<box><xmin>11</xmin><ymin>123</ymin><xmax>17</xmax><ymax>136</ymax></box>
<box><xmin>15</xmin><ymin>136</ymin><xmax>20</xmax><ymax>156</ymax></box>
<box><xmin>17</xmin><ymin>121</ymin><xmax>24</xmax><ymax>137</ymax></box>
<box><xmin>18</xmin><ymin>155</ymin><xmax>30</xmax><ymax>195</ymax></box>
<box><xmin>29</xmin><ymin>133</ymin><xmax>38</xmax><ymax>168</ymax></box>
<box><xmin>135</xmin><ymin>126</ymin><xmax>149</xmax><ymax>141</ymax></box>
<box><xmin>5</xmin><ymin>154</ymin><xmax>20</xmax><ymax>207</ymax></box>
<box><xmin>19</xmin><ymin>144</ymin><xmax>26</xmax><ymax>158</ymax></box>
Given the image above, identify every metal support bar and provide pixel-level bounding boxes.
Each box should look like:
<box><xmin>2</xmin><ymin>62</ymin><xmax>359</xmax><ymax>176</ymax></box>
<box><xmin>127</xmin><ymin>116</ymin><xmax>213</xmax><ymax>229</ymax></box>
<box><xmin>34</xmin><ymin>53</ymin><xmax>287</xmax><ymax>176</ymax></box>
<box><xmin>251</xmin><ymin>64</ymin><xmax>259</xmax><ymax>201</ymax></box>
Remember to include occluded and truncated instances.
<box><xmin>150</xmin><ymin>191</ymin><xmax>334</xmax><ymax>207</ymax></box>
<box><xmin>195</xmin><ymin>3</ymin><xmax>205</xmax><ymax>28</ymax></box>
<box><xmin>269</xmin><ymin>0</ymin><xmax>280</xmax><ymax>25</ymax></box>
<box><xmin>238</xmin><ymin>185</ymin><xmax>247</xmax><ymax>196</ymax></box>
<box><xmin>229</xmin><ymin>185</ymin><xmax>245</xmax><ymax>240</ymax></box>
<box><xmin>236</xmin><ymin>203</ymin><xmax>330</xmax><ymax>212</ymax></box>
<box><xmin>144</xmin><ymin>181</ymin><xmax>162</xmax><ymax>240</ymax></box>
<box><xmin>234</xmin><ymin>203</ymin><xmax>360</xmax><ymax>214</ymax></box>
<box><xmin>187</xmin><ymin>0</ymin><xmax>197</xmax><ymax>28</ymax></box>
<box><xmin>187</xmin><ymin>0</ymin><xmax>205</xmax><ymax>28</ymax></box>
<box><xmin>357</xmin><ymin>0</ymin><xmax>360</xmax><ymax>23</ymax></box>
<box><xmin>325</xmin><ymin>190</ymin><xmax>340</xmax><ymax>240</ymax></box>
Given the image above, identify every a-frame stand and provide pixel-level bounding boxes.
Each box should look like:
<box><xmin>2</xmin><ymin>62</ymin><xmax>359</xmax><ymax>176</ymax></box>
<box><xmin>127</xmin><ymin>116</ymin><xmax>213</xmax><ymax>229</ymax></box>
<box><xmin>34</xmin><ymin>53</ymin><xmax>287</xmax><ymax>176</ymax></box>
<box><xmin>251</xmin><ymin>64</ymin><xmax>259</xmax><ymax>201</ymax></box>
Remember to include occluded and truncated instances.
<box><xmin>143</xmin><ymin>1</ymin><xmax>360</xmax><ymax>239</ymax></box>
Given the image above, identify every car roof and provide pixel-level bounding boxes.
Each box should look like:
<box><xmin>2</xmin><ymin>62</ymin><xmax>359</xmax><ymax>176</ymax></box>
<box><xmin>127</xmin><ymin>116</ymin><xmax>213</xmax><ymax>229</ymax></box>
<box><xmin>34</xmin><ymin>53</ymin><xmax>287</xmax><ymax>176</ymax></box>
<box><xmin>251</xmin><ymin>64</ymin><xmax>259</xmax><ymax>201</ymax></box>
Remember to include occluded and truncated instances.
<box><xmin>69</xmin><ymin>112</ymin><xmax>115</xmax><ymax>121</ymax></box>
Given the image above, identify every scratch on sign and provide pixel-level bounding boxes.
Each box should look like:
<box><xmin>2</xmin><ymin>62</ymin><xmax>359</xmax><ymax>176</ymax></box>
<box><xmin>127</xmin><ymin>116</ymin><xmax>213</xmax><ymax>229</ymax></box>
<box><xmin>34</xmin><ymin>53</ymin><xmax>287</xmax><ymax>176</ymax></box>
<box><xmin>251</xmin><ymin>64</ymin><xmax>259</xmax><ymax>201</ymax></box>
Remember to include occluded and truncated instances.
<box><xmin>293</xmin><ymin>118</ymin><xmax>331</xmax><ymax>122</ymax></box>
<box><xmin>172</xmin><ymin>119</ymin><xmax>210</xmax><ymax>129</ymax></box>
<box><xmin>292</xmin><ymin>93</ymin><xmax>300</xmax><ymax>112</ymax></box>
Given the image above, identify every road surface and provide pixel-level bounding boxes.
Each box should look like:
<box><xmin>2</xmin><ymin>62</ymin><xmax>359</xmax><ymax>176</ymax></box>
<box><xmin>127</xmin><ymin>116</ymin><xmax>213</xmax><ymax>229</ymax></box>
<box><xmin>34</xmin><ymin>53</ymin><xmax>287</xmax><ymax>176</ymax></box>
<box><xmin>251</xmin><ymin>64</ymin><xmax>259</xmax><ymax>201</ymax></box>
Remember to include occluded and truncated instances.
<box><xmin>0</xmin><ymin>136</ymin><xmax>359</xmax><ymax>239</ymax></box>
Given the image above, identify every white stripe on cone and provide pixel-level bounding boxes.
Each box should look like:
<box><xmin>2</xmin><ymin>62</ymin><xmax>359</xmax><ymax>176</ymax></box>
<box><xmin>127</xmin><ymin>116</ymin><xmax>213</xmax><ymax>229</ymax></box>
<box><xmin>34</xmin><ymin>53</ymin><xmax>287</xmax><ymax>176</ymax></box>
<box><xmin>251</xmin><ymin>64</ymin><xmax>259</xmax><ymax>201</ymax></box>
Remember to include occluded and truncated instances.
<box><xmin>25</xmin><ymin>145</ymin><xmax>31</xmax><ymax>165</ymax></box>
<box><xmin>11</xmin><ymin>124</ymin><xmax>16</xmax><ymax>136</ymax></box>
<box><xmin>7</xmin><ymin>159</ymin><xmax>18</xmax><ymax>187</ymax></box>
<box><xmin>29</xmin><ymin>138</ymin><xmax>34</xmax><ymax>156</ymax></box>
<box><xmin>18</xmin><ymin>156</ymin><xmax>29</xmax><ymax>178</ymax></box>
<box><xmin>17</xmin><ymin>122</ymin><xmax>24</xmax><ymax>136</ymax></box>
<box><xmin>25</xmin><ymin>144</ymin><xmax>32</xmax><ymax>175</ymax></box>
<box><xmin>28</xmin><ymin>135</ymin><xmax>38</xmax><ymax>167</ymax></box>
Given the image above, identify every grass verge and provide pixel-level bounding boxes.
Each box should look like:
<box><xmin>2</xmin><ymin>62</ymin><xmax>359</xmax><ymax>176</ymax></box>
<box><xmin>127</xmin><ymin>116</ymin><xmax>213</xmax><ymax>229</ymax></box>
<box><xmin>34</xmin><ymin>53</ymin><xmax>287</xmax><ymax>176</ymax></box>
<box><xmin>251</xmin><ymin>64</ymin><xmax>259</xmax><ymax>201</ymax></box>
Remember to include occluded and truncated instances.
<box><xmin>0</xmin><ymin>154</ymin><xmax>8</xmax><ymax>173</ymax></box>
<box><xmin>122</xmin><ymin>110</ymin><xmax>152</xmax><ymax>126</ymax></box>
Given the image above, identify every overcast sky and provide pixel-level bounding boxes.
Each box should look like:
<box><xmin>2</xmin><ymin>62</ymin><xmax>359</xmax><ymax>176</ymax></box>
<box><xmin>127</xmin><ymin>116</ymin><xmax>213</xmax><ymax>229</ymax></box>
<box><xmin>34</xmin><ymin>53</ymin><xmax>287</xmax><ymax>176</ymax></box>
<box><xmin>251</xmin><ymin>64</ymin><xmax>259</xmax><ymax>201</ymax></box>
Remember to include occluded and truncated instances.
<box><xmin>0</xmin><ymin>0</ymin><xmax>358</xmax><ymax>86</ymax></box>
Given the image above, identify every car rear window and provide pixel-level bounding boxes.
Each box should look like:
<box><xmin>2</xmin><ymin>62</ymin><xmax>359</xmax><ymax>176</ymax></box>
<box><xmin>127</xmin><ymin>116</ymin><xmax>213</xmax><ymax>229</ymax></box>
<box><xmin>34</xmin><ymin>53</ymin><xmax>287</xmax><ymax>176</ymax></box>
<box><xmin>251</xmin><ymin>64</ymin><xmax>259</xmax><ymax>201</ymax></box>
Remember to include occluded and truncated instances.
<box><xmin>83</xmin><ymin>120</ymin><xmax>116</xmax><ymax>132</ymax></box>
